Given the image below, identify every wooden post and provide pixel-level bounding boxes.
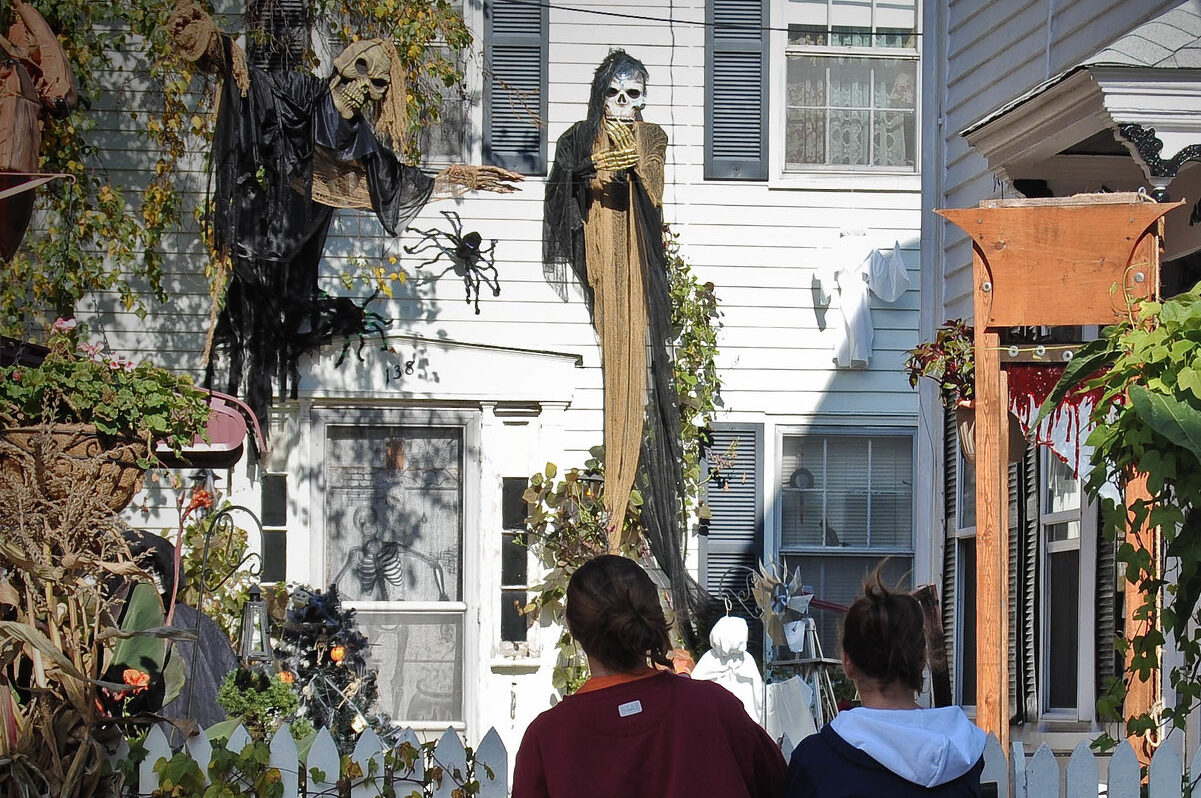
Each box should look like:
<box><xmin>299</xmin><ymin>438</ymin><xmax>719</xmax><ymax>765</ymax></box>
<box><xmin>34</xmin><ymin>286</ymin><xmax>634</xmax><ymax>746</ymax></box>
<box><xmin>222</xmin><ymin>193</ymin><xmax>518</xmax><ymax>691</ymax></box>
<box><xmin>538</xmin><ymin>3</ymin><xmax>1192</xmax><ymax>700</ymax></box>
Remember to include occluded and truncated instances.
<box><xmin>1124</xmin><ymin>472</ymin><xmax>1159</xmax><ymax>766</ymax></box>
<box><xmin>973</xmin><ymin>244</ymin><xmax>1010</xmax><ymax>750</ymax></box>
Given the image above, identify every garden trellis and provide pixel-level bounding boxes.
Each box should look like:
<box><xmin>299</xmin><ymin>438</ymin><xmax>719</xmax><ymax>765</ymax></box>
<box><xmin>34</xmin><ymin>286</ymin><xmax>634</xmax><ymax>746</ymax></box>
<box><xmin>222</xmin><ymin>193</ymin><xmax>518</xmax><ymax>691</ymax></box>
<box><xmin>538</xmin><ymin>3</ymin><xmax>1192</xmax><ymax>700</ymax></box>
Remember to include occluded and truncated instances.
<box><xmin>119</xmin><ymin>723</ymin><xmax>509</xmax><ymax>797</ymax></box>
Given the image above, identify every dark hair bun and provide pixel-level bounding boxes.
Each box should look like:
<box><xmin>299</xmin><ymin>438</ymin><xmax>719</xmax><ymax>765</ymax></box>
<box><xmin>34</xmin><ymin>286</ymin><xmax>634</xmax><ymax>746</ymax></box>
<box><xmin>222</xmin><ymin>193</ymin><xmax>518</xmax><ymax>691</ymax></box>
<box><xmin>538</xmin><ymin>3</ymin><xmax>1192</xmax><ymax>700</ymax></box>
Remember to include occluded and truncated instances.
<box><xmin>566</xmin><ymin>555</ymin><xmax>672</xmax><ymax>672</ymax></box>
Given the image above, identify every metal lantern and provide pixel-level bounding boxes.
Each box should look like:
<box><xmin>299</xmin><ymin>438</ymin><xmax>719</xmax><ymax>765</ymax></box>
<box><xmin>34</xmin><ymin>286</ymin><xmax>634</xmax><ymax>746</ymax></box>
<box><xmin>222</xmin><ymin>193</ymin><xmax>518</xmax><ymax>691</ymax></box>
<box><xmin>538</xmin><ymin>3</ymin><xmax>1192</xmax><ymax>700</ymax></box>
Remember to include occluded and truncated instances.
<box><xmin>580</xmin><ymin>472</ymin><xmax>604</xmax><ymax>501</ymax></box>
<box><xmin>238</xmin><ymin>584</ymin><xmax>273</xmax><ymax>668</ymax></box>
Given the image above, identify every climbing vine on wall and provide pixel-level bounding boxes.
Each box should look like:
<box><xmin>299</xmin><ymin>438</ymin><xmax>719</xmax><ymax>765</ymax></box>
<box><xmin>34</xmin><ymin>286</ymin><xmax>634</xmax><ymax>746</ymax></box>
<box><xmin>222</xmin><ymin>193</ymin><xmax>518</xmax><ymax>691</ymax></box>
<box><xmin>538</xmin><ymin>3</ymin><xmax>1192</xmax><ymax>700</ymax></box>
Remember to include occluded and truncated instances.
<box><xmin>1</xmin><ymin>0</ymin><xmax>470</xmax><ymax>339</ymax></box>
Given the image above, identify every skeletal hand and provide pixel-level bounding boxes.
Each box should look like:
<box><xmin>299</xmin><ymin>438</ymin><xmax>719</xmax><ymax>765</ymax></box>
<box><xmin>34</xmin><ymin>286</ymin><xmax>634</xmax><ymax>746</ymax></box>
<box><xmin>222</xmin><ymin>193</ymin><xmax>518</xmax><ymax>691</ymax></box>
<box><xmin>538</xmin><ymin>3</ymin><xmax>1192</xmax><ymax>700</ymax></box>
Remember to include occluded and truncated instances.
<box><xmin>592</xmin><ymin>118</ymin><xmax>638</xmax><ymax>171</ymax></box>
<box><xmin>435</xmin><ymin>164</ymin><xmax>526</xmax><ymax>195</ymax></box>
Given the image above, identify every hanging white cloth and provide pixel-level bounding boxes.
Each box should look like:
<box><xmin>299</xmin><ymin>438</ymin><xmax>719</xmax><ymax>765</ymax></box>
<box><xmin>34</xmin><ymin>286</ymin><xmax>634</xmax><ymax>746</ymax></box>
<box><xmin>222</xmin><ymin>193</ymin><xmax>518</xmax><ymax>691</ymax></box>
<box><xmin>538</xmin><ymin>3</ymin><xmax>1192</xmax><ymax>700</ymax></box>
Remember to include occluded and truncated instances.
<box><xmin>765</xmin><ymin>676</ymin><xmax>819</xmax><ymax>758</ymax></box>
<box><xmin>814</xmin><ymin>233</ymin><xmax>911</xmax><ymax>368</ymax></box>
<box><xmin>691</xmin><ymin>615</ymin><xmax>765</xmax><ymax>724</ymax></box>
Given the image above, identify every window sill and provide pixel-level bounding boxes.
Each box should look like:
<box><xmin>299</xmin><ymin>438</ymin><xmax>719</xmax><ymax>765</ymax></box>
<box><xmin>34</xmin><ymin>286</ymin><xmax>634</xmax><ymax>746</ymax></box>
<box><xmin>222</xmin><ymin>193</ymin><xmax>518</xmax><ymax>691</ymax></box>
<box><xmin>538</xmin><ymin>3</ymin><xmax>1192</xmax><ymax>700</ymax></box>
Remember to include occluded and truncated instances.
<box><xmin>768</xmin><ymin>171</ymin><xmax>921</xmax><ymax>193</ymax></box>
<box><xmin>490</xmin><ymin>641</ymin><xmax>543</xmax><ymax>673</ymax></box>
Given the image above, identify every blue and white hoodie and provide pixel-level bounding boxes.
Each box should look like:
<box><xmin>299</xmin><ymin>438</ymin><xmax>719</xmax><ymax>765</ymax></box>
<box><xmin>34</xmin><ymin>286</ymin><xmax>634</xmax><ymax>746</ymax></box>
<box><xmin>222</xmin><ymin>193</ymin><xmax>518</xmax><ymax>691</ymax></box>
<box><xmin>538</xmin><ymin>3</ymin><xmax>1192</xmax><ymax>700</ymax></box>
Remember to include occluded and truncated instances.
<box><xmin>782</xmin><ymin>706</ymin><xmax>987</xmax><ymax>798</ymax></box>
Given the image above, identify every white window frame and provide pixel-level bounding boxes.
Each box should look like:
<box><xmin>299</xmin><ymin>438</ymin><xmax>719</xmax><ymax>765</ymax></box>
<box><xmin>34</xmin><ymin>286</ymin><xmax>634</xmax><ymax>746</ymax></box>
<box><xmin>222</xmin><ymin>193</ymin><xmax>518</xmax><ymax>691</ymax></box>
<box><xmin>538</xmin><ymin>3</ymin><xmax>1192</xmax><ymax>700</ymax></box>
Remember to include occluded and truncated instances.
<box><xmin>308</xmin><ymin>406</ymin><xmax>482</xmax><ymax>732</ymax></box>
<box><xmin>774</xmin><ymin>425</ymin><xmax>917</xmax><ymax>655</ymax></box>
<box><xmin>1037</xmin><ymin>447</ymin><xmax>1097</xmax><ymax>724</ymax></box>
<box><xmin>767</xmin><ymin>0</ymin><xmax>921</xmax><ymax>191</ymax></box>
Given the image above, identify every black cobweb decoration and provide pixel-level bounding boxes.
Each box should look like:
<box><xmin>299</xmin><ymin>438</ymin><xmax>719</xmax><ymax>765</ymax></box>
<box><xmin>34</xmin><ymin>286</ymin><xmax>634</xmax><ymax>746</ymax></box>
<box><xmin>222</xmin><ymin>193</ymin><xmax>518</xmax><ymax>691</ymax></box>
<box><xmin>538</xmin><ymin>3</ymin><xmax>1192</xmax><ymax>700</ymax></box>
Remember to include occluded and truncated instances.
<box><xmin>403</xmin><ymin>210</ymin><xmax>500</xmax><ymax>314</ymax></box>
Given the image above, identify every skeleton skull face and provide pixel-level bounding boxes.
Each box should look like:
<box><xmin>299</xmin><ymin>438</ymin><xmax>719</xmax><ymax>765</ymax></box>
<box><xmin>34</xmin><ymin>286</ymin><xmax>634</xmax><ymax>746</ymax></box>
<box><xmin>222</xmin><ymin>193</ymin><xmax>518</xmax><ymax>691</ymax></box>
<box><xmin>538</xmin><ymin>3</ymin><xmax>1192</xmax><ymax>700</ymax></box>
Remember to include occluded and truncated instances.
<box><xmin>604</xmin><ymin>69</ymin><xmax>646</xmax><ymax>122</ymax></box>
<box><xmin>329</xmin><ymin>41</ymin><xmax>391</xmax><ymax>119</ymax></box>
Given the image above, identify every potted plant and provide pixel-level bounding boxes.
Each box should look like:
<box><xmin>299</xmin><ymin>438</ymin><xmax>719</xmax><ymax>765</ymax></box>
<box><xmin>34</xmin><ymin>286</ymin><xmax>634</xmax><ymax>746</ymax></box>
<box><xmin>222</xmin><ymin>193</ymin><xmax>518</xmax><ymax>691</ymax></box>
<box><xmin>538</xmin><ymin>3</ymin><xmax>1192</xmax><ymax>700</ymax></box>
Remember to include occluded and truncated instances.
<box><xmin>0</xmin><ymin>318</ymin><xmax>211</xmax><ymax>510</ymax></box>
<box><xmin>905</xmin><ymin>319</ymin><xmax>1024</xmax><ymax>463</ymax></box>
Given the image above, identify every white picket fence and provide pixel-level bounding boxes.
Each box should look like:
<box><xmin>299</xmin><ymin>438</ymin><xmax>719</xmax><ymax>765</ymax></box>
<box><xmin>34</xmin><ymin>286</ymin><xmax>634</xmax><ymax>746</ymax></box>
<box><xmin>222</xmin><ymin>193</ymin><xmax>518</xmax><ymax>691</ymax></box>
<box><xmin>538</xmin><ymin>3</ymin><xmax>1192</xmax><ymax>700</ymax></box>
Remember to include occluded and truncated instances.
<box><xmin>981</xmin><ymin>733</ymin><xmax>1201</xmax><ymax>797</ymax></box>
<box><xmin>119</xmin><ymin>722</ymin><xmax>509</xmax><ymax>797</ymax></box>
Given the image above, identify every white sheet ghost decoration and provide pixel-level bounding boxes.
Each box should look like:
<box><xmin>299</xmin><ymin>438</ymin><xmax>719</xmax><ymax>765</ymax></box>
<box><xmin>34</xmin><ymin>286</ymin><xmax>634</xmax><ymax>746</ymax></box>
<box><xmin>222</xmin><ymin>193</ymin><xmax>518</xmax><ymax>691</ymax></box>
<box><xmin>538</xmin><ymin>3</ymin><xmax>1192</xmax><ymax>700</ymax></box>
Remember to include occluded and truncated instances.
<box><xmin>691</xmin><ymin>615</ymin><xmax>765</xmax><ymax>725</ymax></box>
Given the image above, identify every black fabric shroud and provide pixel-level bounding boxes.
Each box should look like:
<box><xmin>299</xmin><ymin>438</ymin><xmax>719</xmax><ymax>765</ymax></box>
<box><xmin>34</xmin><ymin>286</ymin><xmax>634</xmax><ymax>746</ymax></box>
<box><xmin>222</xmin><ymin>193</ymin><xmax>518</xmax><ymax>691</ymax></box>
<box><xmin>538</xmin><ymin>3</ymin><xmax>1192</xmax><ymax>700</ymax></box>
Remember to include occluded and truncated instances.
<box><xmin>206</xmin><ymin>35</ymin><xmax>434</xmax><ymax>423</ymax></box>
<box><xmin>543</xmin><ymin>120</ymin><xmax>709</xmax><ymax>650</ymax></box>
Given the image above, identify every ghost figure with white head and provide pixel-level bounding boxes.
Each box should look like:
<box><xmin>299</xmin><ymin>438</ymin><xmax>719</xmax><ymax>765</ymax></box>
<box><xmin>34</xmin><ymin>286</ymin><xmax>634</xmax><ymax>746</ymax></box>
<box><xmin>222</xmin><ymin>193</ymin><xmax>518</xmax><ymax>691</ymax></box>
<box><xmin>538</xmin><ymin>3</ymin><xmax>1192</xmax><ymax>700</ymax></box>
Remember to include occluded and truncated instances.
<box><xmin>604</xmin><ymin>68</ymin><xmax>646</xmax><ymax>123</ymax></box>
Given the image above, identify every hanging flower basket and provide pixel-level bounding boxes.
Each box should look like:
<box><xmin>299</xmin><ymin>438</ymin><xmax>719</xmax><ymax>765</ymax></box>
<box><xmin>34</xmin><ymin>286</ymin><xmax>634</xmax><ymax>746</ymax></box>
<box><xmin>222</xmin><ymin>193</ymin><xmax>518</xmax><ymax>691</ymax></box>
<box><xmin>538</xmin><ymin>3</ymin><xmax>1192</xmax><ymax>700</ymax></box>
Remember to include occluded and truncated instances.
<box><xmin>954</xmin><ymin>402</ymin><xmax>1026</xmax><ymax>465</ymax></box>
<box><xmin>0</xmin><ymin>423</ymin><xmax>149</xmax><ymax>511</ymax></box>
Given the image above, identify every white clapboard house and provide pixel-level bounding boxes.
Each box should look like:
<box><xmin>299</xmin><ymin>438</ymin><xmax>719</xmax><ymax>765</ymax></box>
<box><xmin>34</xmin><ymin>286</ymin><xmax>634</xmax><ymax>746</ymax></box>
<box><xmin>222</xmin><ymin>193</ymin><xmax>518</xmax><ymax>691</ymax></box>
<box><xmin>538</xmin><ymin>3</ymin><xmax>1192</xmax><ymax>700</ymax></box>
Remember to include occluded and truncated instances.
<box><xmin>77</xmin><ymin>0</ymin><xmax>926</xmax><ymax>751</ymax></box>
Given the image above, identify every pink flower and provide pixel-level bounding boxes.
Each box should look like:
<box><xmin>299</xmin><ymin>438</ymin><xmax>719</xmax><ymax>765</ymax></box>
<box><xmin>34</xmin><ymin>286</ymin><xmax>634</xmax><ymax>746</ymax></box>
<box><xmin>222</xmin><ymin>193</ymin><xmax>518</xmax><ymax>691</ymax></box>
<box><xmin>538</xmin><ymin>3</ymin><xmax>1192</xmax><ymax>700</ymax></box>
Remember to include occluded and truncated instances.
<box><xmin>10</xmin><ymin>371</ymin><xmax>18</xmax><ymax>381</ymax></box>
<box><xmin>79</xmin><ymin>342</ymin><xmax>103</xmax><ymax>360</ymax></box>
<box><xmin>52</xmin><ymin>318</ymin><xmax>77</xmax><ymax>332</ymax></box>
<box><xmin>108</xmin><ymin>360</ymin><xmax>122</xmax><ymax>371</ymax></box>
<box><xmin>122</xmin><ymin>361</ymin><xmax>135</xmax><ymax>372</ymax></box>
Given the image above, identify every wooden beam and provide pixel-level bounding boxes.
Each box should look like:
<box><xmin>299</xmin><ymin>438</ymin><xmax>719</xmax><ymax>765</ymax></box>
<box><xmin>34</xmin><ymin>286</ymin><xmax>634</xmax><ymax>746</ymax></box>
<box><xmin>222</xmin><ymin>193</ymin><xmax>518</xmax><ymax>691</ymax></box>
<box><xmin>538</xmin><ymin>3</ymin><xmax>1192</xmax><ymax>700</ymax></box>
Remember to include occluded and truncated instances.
<box><xmin>1123</xmin><ymin>474</ymin><xmax>1159</xmax><ymax>769</ymax></box>
<box><xmin>973</xmin><ymin>242</ymin><xmax>1010</xmax><ymax>750</ymax></box>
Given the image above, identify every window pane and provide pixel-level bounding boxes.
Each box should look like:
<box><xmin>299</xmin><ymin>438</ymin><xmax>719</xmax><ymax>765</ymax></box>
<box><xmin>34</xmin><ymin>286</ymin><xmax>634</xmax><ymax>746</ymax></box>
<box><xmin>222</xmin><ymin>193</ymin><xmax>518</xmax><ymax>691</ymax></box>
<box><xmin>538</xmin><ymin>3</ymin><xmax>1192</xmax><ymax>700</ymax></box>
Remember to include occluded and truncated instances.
<box><xmin>958</xmin><ymin>538</ymin><xmax>977</xmax><ymax>707</ymax></box>
<box><xmin>1047</xmin><ymin>520</ymin><xmax>1080</xmax><ymax>543</ymax></box>
<box><xmin>1045</xmin><ymin>454</ymin><xmax>1081</xmax><ymax>515</ymax></box>
<box><xmin>872</xmin><ymin>61</ymin><xmax>915</xmax><ymax>166</ymax></box>
<box><xmin>876</xmin><ymin>0</ymin><xmax>917</xmax><ymax>40</ymax></box>
<box><xmin>788</xmin><ymin>0</ymin><xmax>828</xmax><ymax>28</ymax></box>
<box><xmin>502</xmin><ymin>477</ymin><xmax>528</xmax><ymax>530</ymax></box>
<box><xmin>958</xmin><ymin>453</ymin><xmax>976</xmax><ymax>530</ymax></box>
<box><xmin>358</xmin><ymin>612</ymin><xmax>464</xmax><ymax>723</ymax></box>
<box><xmin>786</xmin><ymin>554</ymin><xmax>911</xmax><ymax>657</ymax></box>
<box><xmin>324</xmin><ymin>427</ymin><xmax>463</xmax><ymax>602</ymax></box>
<box><xmin>828</xmin><ymin>0</ymin><xmax>872</xmax><ymax>30</ymax></box>
<box><xmin>1047</xmin><ymin>550</ymin><xmax>1080</xmax><ymax>710</ymax></box>
<box><xmin>501</xmin><ymin>588</ymin><xmax>528</xmax><ymax>642</ymax></box>
<box><xmin>262</xmin><ymin>530</ymin><xmax>287</xmax><ymax>582</ymax></box>
<box><xmin>262</xmin><ymin>473</ymin><xmax>287</xmax><ymax>527</ymax></box>
<box><xmin>788</xmin><ymin>24</ymin><xmax>828</xmax><ymax>46</ymax></box>
<box><xmin>501</xmin><ymin>532</ymin><xmax>527</xmax><ymax>586</ymax></box>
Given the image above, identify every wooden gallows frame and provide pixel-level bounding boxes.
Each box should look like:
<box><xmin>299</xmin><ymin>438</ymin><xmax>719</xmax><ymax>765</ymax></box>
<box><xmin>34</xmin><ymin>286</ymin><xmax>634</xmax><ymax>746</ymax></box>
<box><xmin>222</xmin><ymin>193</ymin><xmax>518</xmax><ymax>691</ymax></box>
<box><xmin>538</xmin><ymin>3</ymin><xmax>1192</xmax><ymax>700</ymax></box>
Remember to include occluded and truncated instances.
<box><xmin>937</xmin><ymin>193</ymin><xmax>1181</xmax><ymax>752</ymax></box>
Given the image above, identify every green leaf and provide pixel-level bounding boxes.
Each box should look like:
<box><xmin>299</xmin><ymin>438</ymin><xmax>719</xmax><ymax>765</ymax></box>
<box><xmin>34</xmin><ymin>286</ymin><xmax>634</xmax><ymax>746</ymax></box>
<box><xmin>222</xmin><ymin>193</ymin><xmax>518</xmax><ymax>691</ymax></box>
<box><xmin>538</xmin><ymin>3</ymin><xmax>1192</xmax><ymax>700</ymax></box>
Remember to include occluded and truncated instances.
<box><xmin>1129</xmin><ymin>385</ymin><xmax>1201</xmax><ymax>468</ymax></box>
<box><xmin>1179</xmin><ymin>367</ymin><xmax>1201</xmax><ymax>401</ymax></box>
<box><xmin>1031</xmin><ymin>336</ymin><xmax>1116</xmax><ymax>428</ymax></box>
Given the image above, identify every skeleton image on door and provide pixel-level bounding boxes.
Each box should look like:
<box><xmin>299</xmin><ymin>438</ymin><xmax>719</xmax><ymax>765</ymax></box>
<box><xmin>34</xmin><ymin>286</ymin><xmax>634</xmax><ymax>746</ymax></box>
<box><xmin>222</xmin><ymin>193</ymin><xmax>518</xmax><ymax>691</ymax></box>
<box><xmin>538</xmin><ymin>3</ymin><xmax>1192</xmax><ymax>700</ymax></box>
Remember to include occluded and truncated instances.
<box><xmin>324</xmin><ymin>426</ymin><xmax>463</xmax><ymax>721</ymax></box>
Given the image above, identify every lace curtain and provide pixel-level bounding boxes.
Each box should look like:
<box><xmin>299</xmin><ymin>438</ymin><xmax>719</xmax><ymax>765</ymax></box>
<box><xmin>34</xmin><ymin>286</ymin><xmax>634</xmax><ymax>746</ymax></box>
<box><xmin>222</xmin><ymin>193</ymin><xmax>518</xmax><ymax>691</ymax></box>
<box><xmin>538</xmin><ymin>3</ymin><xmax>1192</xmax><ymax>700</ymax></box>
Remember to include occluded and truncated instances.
<box><xmin>786</xmin><ymin>55</ymin><xmax>915</xmax><ymax>169</ymax></box>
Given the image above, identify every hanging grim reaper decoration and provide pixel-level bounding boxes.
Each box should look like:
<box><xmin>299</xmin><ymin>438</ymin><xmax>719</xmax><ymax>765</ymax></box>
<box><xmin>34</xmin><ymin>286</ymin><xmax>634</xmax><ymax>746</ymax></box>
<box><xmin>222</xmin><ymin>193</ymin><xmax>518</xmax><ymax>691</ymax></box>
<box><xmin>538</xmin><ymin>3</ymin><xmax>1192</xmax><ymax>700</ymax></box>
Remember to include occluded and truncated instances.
<box><xmin>543</xmin><ymin>50</ymin><xmax>704</xmax><ymax>647</ymax></box>
<box><xmin>168</xmin><ymin>5</ymin><xmax>521</xmax><ymax>422</ymax></box>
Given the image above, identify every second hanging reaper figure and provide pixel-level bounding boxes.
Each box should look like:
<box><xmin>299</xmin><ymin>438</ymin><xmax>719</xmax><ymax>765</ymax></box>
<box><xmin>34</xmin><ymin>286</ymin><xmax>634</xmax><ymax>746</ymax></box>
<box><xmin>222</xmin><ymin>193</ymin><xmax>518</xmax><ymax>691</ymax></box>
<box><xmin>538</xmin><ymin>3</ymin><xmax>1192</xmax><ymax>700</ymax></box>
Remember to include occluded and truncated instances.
<box><xmin>543</xmin><ymin>50</ymin><xmax>705</xmax><ymax>647</ymax></box>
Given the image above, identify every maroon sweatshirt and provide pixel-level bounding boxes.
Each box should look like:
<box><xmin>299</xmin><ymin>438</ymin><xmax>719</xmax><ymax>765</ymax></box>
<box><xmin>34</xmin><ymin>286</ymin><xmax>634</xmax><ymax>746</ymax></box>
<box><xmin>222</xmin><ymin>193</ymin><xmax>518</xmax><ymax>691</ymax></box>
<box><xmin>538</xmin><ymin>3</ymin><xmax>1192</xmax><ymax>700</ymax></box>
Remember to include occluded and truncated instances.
<box><xmin>512</xmin><ymin>671</ymin><xmax>786</xmax><ymax>798</ymax></box>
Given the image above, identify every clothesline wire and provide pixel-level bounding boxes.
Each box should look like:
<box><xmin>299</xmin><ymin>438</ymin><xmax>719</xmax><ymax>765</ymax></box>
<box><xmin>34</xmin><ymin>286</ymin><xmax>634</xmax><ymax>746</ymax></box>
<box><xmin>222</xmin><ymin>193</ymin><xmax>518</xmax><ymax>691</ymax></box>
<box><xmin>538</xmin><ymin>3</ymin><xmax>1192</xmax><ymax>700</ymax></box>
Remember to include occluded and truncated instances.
<box><xmin>500</xmin><ymin>0</ymin><xmax>926</xmax><ymax>37</ymax></box>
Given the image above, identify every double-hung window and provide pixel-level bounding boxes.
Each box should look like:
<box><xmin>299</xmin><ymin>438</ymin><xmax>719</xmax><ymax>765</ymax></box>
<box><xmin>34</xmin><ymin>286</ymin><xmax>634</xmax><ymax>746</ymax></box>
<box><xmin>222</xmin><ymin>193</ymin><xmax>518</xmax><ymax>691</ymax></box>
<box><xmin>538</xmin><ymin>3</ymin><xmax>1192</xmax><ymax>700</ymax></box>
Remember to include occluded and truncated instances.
<box><xmin>780</xmin><ymin>0</ymin><xmax>918</xmax><ymax>173</ymax></box>
<box><xmin>778</xmin><ymin>429</ymin><xmax>914</xmax><ymax>656</ymax></box>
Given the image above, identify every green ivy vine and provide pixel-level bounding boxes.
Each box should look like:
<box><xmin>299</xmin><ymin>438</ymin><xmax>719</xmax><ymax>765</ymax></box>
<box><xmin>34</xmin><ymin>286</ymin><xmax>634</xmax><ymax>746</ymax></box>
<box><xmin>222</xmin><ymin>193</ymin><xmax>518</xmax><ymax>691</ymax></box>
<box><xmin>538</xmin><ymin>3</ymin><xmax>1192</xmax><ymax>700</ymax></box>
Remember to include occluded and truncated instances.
<box><xmin>1036</xmin><ymin>282</ymin><xmax>1201</xmax><ymax>750</ymax></box>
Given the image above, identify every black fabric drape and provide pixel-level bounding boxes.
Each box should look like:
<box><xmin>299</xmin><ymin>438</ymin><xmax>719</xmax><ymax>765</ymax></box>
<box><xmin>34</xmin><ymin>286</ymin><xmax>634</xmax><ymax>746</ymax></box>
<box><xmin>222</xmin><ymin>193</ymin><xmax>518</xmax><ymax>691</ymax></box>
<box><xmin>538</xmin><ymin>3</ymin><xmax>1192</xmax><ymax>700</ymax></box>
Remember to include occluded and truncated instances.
<box><xmin>206</xmin><ymin>36</ymin><xmax>434</xmax><ymax>424</ymax></box>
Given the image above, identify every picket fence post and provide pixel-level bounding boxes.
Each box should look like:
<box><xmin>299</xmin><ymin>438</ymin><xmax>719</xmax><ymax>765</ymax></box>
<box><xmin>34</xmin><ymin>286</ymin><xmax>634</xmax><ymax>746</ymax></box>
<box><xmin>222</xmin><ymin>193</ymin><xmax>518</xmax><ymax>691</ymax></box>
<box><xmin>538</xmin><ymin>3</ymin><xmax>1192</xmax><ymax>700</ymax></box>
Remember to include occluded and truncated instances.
<box><xmin>124</xmin><ymin>722</ymin><xmax>510</xmax><ymax>797</ymax></box>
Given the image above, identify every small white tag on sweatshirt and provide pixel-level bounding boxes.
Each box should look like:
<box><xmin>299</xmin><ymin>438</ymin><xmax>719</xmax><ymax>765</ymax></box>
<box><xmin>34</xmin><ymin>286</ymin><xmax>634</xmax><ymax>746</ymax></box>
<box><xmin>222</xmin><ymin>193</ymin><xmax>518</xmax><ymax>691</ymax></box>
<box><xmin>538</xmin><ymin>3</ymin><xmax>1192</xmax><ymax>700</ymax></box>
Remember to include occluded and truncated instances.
<box><xmin>618</xmin><ymin>700</ymin><xmax>643</xmax><ymax>717</ymax></box>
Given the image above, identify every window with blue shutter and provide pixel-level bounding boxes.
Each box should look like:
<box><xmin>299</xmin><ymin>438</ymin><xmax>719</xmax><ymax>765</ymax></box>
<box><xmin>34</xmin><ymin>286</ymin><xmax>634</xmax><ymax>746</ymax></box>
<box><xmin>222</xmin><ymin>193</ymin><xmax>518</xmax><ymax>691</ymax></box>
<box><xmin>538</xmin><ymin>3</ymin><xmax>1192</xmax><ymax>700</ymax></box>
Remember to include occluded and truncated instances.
<box><xmin>706</xmin><ymin>0</ymin><xmax>768</xmax><ymax>180</ymax></box>
<box><xmin>484</xmin><ymin>0</ymin><xmax>547</xmax><ymax>175</ymax></box>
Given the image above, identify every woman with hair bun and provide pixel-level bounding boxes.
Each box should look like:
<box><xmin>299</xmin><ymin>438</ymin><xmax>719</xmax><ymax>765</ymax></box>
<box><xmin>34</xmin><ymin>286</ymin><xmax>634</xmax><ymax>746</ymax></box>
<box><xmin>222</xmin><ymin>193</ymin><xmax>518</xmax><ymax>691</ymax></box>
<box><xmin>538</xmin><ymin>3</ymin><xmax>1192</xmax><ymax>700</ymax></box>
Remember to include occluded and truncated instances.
<box><xmin>783</xmin><ymin>568</ymin><xmax>986</xmax><ymax>798</ymax></box>
<box><xmin>512</xmin><ymin>555</ymin><xmax>785</xmax><ymax>798</ymax></box>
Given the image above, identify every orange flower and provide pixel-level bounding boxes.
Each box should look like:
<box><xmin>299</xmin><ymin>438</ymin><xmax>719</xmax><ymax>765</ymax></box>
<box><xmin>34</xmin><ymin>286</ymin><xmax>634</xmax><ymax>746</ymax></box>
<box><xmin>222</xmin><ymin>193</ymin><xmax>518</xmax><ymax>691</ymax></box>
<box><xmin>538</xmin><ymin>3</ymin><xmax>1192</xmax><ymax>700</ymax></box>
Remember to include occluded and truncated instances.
<box><xmin>122</xmin><ymin>668</ymin><xmax>150</xmax><ymax>693</ymax></box>
<box><xmin>278</xmin><ymin>671</ymin><xmax>295</xmax><ymax>684</ymax></box>
<box><xmin>330</xmin><ymin>645</ymin><xmax>346</xmax><ymax>663</ymax></box>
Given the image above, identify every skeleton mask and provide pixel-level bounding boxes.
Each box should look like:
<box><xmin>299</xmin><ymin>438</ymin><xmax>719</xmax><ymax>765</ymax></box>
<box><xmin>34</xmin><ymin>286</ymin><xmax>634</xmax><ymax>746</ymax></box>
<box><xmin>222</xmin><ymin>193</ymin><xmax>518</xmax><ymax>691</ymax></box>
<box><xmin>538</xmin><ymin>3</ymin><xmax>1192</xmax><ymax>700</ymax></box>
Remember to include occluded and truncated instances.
<box><xmin>604</xmin><ymin>69</ymin><xmax>646</xmax><ymax>122</ymax></box>
<box><xmin>329</xmin><ymin>41</ymin><xmax>391</xmax><ymax>119</ymax></box>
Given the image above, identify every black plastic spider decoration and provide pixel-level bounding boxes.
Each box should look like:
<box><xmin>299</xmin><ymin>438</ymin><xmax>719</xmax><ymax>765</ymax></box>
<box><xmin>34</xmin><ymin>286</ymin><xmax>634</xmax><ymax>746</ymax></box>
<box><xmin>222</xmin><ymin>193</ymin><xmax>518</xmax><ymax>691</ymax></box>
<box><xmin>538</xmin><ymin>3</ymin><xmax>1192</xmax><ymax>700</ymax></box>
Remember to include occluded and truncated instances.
<box><xmin>404</xmin><ymin>210</ymin><xmax>500</xmax><ymax>314</ymax></box>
